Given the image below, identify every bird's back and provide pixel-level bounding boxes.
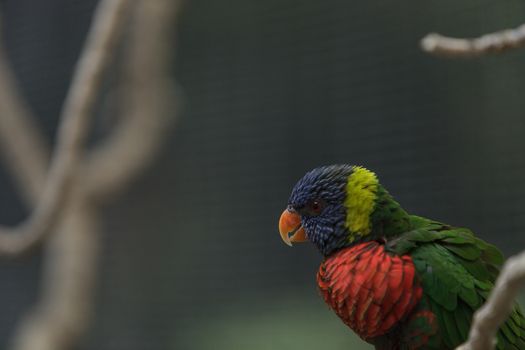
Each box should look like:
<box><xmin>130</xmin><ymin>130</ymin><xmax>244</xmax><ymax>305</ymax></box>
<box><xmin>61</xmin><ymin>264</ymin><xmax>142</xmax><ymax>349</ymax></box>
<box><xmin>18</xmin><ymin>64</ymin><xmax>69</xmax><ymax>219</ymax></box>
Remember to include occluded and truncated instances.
<box><xmin>385</xmin><ymin>216</ymin><xmax>525</xmax><ymax>349</ymax></box>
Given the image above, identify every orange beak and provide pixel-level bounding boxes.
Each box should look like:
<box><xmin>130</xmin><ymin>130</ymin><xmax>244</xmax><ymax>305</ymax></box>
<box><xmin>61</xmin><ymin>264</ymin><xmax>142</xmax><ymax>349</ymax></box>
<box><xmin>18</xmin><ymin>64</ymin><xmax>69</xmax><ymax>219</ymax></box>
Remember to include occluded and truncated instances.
<box><xmin>278</xmin><ymin>208</ymin><xmax>308</xmax><ymax>246</ymax></box>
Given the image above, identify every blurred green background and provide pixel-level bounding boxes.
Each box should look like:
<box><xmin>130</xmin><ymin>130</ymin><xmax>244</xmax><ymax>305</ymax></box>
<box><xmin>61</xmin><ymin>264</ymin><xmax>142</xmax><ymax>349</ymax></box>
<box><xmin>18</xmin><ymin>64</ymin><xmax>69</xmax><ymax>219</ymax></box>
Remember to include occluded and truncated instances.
<box><xmin>1</xmin><ymin>0</ymin><xmax>525</xmax><ymax>349</ymax></box>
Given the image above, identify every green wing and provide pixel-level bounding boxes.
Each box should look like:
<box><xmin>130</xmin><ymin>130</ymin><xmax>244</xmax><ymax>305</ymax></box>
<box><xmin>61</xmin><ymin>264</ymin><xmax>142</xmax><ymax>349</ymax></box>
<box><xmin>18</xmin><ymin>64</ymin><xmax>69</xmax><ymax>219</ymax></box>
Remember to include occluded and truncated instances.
<box><xmin>387</xmin><ymin>216</ymin><xmax>525</xmax><ymax>349</ymax></box>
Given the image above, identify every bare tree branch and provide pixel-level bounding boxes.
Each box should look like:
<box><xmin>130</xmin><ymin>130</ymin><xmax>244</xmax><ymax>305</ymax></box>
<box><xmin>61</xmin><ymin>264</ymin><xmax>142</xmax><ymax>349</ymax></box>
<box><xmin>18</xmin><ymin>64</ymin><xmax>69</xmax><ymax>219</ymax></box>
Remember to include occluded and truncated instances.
<box><xmin>0</xmin><ymin>21</ymin><xmax>48</xmax><ymax>204</ymax></box>
<box><xmin>456</xmin><ymin>251</ymin><xmax>525</xmax><ymax>350</ymax></box>
<box><xmin>0</xmin><ymin>0</ymin><xmax>132</xmax><ymax>256</ymax></box>
<box><xmin>4</xmin><ymin>0</ymin><xmax>183</xmax><ymax>348</ymax></box>
<box><xmin>421</xmin><ymin>24</ymin><xmax>525</xmax><ymax>57</ymax></box>
<box><xmin>84</xmin><ymin>0</ymin><xmax>181</xmax><ymax>201</ymax></box>
<box><xmin>421</xmin><ymin>13</ymin><xmax>525</xmax><ymax>350</ymax></box>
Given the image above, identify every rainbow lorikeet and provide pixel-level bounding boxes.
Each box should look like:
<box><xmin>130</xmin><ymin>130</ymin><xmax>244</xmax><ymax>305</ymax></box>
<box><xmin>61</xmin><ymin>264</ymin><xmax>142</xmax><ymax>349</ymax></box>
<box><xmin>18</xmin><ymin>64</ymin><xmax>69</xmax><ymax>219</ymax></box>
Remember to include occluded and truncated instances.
<box><xmin>278</xmin><ymin>164</ymin><xmax>525</xmax><ymax>349</ymax></box>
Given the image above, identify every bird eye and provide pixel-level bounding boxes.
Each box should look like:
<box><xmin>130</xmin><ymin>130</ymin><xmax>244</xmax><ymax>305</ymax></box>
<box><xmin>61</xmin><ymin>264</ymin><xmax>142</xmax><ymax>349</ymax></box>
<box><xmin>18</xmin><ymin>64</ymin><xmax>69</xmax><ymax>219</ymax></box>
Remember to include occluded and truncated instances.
<box><xmin>305</xmin><ymin>199</ymin><xmax>325</xmax><ymax>216</ymax></box>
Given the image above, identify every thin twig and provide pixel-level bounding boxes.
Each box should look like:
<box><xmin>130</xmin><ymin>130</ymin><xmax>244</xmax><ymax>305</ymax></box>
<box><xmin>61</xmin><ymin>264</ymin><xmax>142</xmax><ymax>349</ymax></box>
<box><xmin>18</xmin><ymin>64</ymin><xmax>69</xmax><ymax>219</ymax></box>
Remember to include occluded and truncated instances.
<box><xmin>456</xmin><ymin>251</ymin><xmax>525</xmax><ymax>350</ymax></box>
<box><xmin>421</xmin><ymin>24</ymin><xmax>525</xmax><ymax>57</ymax></box>
<box><xmin>0</xmin><ymin>0</ymin><xmax>132</xmax><ymax>256</ymax></box>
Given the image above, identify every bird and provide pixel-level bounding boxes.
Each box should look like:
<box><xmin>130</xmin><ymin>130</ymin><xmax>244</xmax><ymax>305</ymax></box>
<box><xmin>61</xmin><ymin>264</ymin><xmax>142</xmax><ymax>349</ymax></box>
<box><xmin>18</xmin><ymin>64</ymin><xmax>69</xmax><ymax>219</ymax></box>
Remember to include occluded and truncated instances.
<box><xmin>278</xmin><ymin>164</ymin><xmax>525</xmax><ymax>349</ymax></box>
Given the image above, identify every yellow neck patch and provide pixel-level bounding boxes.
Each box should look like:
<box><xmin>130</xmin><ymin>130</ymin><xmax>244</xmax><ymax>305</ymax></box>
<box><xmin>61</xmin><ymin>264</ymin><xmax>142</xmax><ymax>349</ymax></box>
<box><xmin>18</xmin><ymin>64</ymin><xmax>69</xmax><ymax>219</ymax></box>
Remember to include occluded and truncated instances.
<box><xmin>344</xmin><ymin>166</ymin><xmax>379</xmax><ymax>240</ymax></box>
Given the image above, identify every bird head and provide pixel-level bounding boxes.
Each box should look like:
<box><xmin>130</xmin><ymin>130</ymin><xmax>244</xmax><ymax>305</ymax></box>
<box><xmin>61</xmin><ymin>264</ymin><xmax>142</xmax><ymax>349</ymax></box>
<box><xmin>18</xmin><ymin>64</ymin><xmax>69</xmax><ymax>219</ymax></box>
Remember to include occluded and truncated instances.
<box><xmin>279</xmin><ymin>164</ymin><xmax>406</xmax><ymax>256</ymax></box>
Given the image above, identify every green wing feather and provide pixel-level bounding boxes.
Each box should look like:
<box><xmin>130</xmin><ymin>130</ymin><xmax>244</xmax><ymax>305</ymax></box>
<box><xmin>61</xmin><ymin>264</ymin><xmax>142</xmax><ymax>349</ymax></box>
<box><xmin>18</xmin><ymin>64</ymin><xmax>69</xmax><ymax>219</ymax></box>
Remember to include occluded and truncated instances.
<box><xmin>387</xmin><ymin>216</ymin><xmax>525</xmax><ymax>349</ymax></box>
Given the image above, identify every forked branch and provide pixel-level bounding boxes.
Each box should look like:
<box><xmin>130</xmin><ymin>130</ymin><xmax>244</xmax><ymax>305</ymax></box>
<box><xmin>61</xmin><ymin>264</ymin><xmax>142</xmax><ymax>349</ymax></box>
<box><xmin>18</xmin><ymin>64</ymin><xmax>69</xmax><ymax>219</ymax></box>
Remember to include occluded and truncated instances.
<box><xmin>0</xmin><ymin>0</ymin><xmax>132</xmax><ymax>256</ymax></box>
<box><xmin>0</xmin><ymin>0</ymin><xmax>181</xmax><ymax>349</ymax></box>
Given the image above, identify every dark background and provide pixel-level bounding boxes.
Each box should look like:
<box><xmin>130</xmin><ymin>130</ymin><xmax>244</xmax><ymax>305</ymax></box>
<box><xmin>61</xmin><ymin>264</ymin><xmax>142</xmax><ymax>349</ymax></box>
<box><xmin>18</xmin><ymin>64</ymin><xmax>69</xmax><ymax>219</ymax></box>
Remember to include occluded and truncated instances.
<box><xmin>1</xmin><ymin>0</ymin><xmax>525</xmax><ymax>349</ymax></box>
